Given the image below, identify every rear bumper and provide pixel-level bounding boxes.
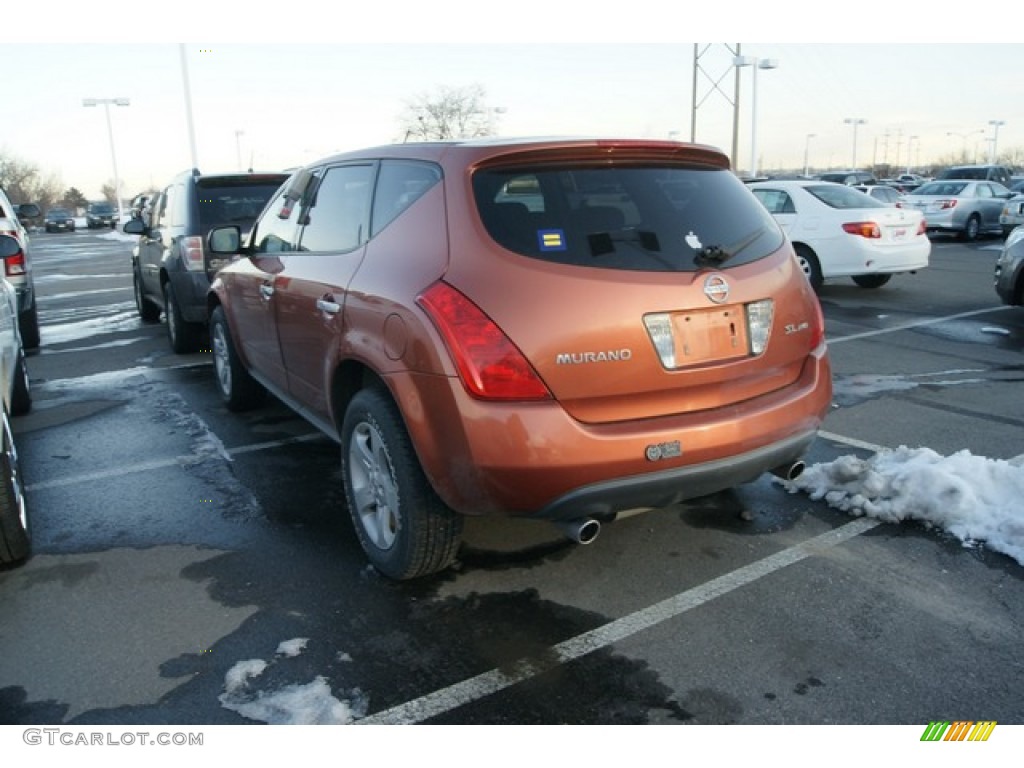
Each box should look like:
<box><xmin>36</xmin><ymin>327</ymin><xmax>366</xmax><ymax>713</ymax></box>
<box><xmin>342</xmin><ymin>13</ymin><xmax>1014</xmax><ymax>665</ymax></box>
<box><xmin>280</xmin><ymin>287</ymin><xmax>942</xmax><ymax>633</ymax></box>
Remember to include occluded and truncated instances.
<box><xmin>531</xmin><ymin>428</ymin><xmax>817</xmax><ymax>521</ymax></box>
<box><xmin>391</xmin><ymin>347</ymin><xmax>832</xmax><ymax>519</ymax></box>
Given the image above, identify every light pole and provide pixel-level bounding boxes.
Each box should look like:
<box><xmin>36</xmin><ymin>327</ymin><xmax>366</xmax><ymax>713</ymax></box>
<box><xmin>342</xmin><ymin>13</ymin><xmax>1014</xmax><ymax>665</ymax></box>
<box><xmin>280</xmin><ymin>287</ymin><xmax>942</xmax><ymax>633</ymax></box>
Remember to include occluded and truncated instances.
<box><xmin>803</xmin><ymin>133</ymin><xmax>816</xmax><ymax>177</ymax></box>
<box><xmin>734</xmin><ymin>55</ymin><xmax>779</xmax><ymax>177</ymax></box>
<box><xmin>906</xmin><ymin>136</ymin><xmax>919</xmax><ymax>175</ymax></box>
<box><xmin>82</xmin><ymin>97</ymin><xmax>130</xmax><ymax>223</ymax></box>
<box><xmin>844</xmin><ymin>117</ymin><xmax>867</xmax><ymax>170</ymax></box>
<box><xmin>988</xmin><ymin>120</ymin><xmax>1006</xmax><ymax>163</ymax></box>
<box><xmin>947</xmin><ymin>130</ymin><xmax>983</xmax><ymax>162</ymax></box>
<box><xmin>235</xmin><ymin>130</ymin><xmax>245</xmax><ymax>172</ymax></box>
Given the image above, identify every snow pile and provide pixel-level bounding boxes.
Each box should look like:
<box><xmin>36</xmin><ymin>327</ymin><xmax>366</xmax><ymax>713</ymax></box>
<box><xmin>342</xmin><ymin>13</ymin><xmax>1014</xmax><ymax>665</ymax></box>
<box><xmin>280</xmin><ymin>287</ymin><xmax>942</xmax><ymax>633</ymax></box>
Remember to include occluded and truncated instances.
<box><xmin>219</xmin><ymin>638</ymin><xmax>368</xmax><ymax>725</ymax></box>
<box><xmin>786</xmin><ymin>447</ymin><xmax>1024</xmax><ymax>565</ymax></box>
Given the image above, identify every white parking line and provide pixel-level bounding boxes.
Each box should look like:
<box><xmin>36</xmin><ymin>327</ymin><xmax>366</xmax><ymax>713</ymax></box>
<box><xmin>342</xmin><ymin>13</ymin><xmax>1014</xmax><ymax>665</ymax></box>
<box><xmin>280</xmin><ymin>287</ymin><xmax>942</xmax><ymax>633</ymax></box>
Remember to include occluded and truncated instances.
<box><xmin>24</xmin><ymin>433</ymin><xmax>326</xmax><ymax>492</ymax></box>
<box><xmin>817</xmin><ymin>430</ymin><xmax>888</xmax><ymax>454</ymax></box>
<box><xmin>827</xmin><ymin>305</ymin><xmax>1012</xmax><ymax>344</ymax></box>
<box><xmin>357</xmin><ymin>516</ymin><xmax>880</xmax><ymax>725</ymax></box>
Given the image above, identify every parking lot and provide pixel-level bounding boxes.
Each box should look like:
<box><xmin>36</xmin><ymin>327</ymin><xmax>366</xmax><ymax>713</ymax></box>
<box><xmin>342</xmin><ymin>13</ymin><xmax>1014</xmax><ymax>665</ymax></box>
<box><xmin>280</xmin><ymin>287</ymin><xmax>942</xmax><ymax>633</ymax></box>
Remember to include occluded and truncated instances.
<box><xmin>0</xmin><ymin>228</ymin><xmax>1021</xmax><ymax>727</ymax></box>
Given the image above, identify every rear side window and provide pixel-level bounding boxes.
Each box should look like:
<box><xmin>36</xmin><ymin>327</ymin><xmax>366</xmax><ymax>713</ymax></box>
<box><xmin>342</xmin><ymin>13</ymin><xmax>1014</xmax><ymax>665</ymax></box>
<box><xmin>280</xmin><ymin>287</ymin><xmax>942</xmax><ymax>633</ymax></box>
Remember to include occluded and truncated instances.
<box><xmin>371</xmin><ymin>160</ymin><xmax>442</xmax><ymax>236</ymax></box>
<box><xmin>473</xmin><ymin>165</ymin><xmax>782</xmax><ymax>272</ymax></box>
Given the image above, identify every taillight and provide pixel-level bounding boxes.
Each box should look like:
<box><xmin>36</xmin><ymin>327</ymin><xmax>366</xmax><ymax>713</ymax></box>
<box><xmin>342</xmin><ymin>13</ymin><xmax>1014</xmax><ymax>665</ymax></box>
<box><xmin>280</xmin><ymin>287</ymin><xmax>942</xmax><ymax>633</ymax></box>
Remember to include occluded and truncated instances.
<box><xmin>182</xmin><ymin>236</ymin><xmax>204</xmax><ymax>272</ymax></box>
<box><xmin>917</xmin><ymin>219</ymin><xmax>927</xmax><ymax>235</ymax></box>
<box><xmin>938</xmin><ymin>199</ymin><xmax>958</xmax><ymax>210</ymax></box>
<box><xmin>417</xmin><ymin>282</ymin><xmax>551</xmax><ymax>401</ymax></box>
<box><xmin>0</xmin><ymin>232</ymin><xmax>25</xmax><ymax>276</ymax></box>
<box><xmin>841</xmin><ymin>222</ymin><xmax>881</xmax><ymax>239</ymax></box>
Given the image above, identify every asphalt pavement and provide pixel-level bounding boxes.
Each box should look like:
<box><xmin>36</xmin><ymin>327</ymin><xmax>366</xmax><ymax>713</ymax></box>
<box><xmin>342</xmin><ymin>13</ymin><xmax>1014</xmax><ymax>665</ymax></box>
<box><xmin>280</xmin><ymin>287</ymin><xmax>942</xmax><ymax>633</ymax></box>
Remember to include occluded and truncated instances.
<box><xmin>1</xmin><ymin>229</ymin><xmax>1021</xmax><ymax>736</ymax></box>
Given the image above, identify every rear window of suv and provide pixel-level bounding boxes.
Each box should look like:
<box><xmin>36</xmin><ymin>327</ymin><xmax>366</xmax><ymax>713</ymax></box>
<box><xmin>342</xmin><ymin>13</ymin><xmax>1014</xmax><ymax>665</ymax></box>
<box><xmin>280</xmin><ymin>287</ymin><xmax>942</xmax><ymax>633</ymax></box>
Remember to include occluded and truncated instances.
<box><xmin>195</xmin><ymin>177</ymin><xmax>287</xmax><ymax>234</ymax></box>
<box><xmin>473</xmin><ymin>165</ymin><xmax>783</xmax><ymax>272</ymax></box>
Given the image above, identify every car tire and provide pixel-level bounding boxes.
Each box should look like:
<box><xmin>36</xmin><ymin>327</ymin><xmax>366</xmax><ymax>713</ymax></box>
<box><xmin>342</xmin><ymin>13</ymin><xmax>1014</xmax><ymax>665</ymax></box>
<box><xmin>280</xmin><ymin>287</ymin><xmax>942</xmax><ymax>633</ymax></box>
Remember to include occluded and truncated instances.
<box><xmin>18</xmin><ymin>302</ymin><xmax>40</xmax><ymax>351</ymax></box>
<box><xmin>210</xmin><ymin>305</ymin><xmax>265</xmax><ymax>412</ymax></box>
<box><xmin>851</xmin><ymin>274</ymin><xmax>892</xmax><ymax>289</ymax></box>
<box><xmin>11</xmin><ymin>348</ymin><xmax>31</xmax><ymax>417</ymax></box>
<box><xmin>0</xmin><ymin>407</ymin><xmax>30</xmax><ymax>566</ymax></box>
<box><xmin>794</xmin><ymin>245</ymin><xmax>824</xmax><ymax>291</ymax></box>
<box><xmin>133</xmin><ymin>268</ymin><xmax>161</xmax><ymax>323</ymax></box>
<box><xmin>341</xmin><ymin>387</ymin><xmax>463</xmax><ymax>580</ymax></box>
<box><xmin>962</xmin><ymin>215</ymin><xmax>981</xmax><ymax>242</ymax></box>
<box><xmin>163</xmin><ymin>282</ymin><xmax>203</xmax><ymax>354</ymax></box>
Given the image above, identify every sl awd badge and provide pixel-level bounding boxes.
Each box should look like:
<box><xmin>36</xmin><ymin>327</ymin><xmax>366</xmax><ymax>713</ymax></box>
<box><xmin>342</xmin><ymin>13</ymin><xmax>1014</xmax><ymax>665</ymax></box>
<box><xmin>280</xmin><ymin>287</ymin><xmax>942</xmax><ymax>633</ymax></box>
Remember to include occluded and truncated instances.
<box><xmin>645</xmin><ymin>441</ymin><xmax>682</xmax><ymax>461</ymax></box>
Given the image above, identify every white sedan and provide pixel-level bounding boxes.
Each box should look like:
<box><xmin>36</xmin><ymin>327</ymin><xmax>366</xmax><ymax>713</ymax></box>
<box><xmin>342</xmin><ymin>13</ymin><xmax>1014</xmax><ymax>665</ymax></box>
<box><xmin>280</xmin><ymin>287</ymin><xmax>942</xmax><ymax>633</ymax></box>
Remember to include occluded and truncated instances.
<box><xmin>748</xmin><ymin>180</ymin><xmax>930</xmax><ymax>289</ymax></box>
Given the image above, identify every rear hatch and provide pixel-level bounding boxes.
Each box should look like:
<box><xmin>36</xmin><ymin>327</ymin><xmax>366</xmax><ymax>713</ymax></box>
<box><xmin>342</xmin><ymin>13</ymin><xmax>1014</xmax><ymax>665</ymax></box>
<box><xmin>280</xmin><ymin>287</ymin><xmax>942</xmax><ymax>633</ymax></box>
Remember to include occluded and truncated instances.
<box><xmin>449</xmin><ymin>145</ymin><xmax>823</xmax><ymax>425</ymax></box>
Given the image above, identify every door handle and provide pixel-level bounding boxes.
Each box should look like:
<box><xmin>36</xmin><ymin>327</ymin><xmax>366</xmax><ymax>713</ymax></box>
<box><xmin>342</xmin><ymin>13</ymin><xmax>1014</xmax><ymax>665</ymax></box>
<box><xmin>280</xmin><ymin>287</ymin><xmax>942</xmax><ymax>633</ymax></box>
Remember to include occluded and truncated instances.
<box><xmin>316</xmin><ymin>297</ymin><xmax>341</xmax><ymax>315</ymax></box>
<box><xmin>260</xmin><ymin>284</ymin><xmax>274</xmax><ymax>300</ymax></box>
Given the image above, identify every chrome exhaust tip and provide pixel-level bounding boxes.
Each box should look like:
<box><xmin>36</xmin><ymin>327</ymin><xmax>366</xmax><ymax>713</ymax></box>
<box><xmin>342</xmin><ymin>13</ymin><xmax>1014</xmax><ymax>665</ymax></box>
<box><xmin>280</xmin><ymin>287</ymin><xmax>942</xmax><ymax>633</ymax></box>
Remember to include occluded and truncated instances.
<box><xmin>556</xmin><ymin>517</ymin><xmax>601</xmax><ymax>545</ymax></box>
<box><xmin>770</xmin><ymin>460</ymin><xmax>806</xmax><ymax>482</ymax></box>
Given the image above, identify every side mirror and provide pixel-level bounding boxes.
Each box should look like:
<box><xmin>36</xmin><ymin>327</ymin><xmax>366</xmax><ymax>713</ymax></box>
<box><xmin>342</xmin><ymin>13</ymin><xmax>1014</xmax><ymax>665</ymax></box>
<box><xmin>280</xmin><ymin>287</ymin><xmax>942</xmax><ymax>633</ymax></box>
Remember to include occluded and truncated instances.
<box><xmin>16</xmin><ymin>203</ymin><xmax>40</xmax><ymax>220</ymax></box>
<box><xmin>208</xmin><ymin>226</ymin><xmax>241</xmax><ymax>254</ymax></box>
<box><xmin>0</xmin><ymin>234</ymin><xmax>21</xmax><ymax>259</ymax></box>
<box><xmin>123</xmin><ymin>218</ymin><xmax>147</xmax><ymax>235</ymax></box>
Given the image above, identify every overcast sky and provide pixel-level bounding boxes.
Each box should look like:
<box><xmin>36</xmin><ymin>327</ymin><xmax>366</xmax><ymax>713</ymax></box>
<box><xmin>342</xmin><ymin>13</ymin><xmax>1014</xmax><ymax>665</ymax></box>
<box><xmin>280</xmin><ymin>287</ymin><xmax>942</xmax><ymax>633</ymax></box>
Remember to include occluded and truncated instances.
<box><xmin>6</xmin><ymin>4</ymin><xmax>1021</xmax><ymax>199</ymax></box>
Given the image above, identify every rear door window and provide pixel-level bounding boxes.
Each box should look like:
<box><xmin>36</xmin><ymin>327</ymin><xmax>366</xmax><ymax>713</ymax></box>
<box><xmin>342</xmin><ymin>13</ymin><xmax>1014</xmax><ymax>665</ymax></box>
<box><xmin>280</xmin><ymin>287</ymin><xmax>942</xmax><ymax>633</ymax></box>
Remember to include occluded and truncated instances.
<box><xmin>297</xmin><ymin>164</ymin><xmax>375</xmax><ymax>253</ymax></box>
<box><xmin>473</xmin><ymin>165</ymin><xmax>782</xmax><ymax>272</ymax></box>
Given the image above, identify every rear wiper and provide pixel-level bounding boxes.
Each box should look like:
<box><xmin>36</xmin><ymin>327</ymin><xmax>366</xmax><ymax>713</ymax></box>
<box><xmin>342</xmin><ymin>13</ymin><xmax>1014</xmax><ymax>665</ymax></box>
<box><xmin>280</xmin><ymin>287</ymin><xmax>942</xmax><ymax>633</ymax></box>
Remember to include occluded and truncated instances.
<box><xmin>691</xmin><ymin>227</ymin><xmax>766</xmax><ymax>268</ymax></box>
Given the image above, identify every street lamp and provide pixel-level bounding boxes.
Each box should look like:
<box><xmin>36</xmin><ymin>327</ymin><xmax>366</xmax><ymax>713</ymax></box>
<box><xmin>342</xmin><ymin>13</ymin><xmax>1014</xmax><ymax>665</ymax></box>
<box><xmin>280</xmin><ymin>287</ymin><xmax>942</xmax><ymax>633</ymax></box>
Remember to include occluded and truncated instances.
<box><xmin>235</xmin><ymin>130</ymin><xmax>245</xmax><ymax>172</ymax></box>
<box><xmin>906</xmin><ymin>136</ymin><xmax>919</xmax><ymax>175</ymax></box>
<box><xmin>803</xmin><ymin>133</ymin><xmax>816</xmax><ymax>177</ymax></box>
<box><xmin>844</xmin><ymin>117</ymin><xmax>867</xmax><ymax>170</ymax></box>
<box><xmin>734</xmin><ymin>55</ymin><xmax>779</xmax><ymax>177</ymax></box>
<box><xmin>82</xmin><ymin>97</ymin><xmax>130</xmax><ymax>223</ymax></box>
<box><xmin>947</xmin><ymin>129</ymin><xmax>983</xmax><ymax>162</ymax></box>
<box><xmin>988</xmin><ymin>120</ymin><xmax>1006</xmax><ymax>163</ymax></box>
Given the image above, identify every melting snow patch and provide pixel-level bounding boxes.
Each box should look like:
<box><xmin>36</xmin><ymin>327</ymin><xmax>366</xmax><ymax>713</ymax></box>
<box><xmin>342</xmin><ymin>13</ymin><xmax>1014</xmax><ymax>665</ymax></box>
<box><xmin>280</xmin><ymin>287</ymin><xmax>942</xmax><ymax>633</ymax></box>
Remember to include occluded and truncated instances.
<box><xmin>785</xmin><ymin>446</ymin><xmax>1024</xmax><ymax>565</ymax></box>
<box><xmin>219</xmin><ymin>640</ymin><xmax>368</xmax><ymax>725</ymax></box>
<box><xmin>276</xmin><ymin>638</ymin><xmax>309</xmax><ymax>657</ymax></box>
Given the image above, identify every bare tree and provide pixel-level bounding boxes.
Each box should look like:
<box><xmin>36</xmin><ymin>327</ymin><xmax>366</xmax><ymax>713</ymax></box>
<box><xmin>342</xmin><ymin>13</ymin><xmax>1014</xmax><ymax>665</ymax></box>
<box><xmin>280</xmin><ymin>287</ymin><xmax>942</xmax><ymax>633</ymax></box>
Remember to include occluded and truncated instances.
<box><xmin>0</xmin><ymin>151</ymin><xmax>63</xmax><ymax>210</ymax></box>
<box><xmin>399</xmin><ymin>84</ymin><xmax>500</xmax><ymax>142</ymax></box>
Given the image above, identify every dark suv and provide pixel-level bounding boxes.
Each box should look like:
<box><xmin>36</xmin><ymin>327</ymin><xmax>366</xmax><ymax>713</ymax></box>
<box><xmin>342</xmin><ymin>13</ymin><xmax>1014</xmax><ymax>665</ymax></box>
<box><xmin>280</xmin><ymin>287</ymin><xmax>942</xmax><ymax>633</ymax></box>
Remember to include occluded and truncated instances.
<box><xmin>86</xmin><ymin>201</ymin><xmax>118</xmax><ymax>229</ymax></box>
<box><xmin>936</xmin><ymin>164</ymin><xmax>1013</xmax><ymax>186</ymax></box>
<box><xmin>124</xmin><ymin>169</ymin><xmax>288</xmax><ymax>352</ymax></box>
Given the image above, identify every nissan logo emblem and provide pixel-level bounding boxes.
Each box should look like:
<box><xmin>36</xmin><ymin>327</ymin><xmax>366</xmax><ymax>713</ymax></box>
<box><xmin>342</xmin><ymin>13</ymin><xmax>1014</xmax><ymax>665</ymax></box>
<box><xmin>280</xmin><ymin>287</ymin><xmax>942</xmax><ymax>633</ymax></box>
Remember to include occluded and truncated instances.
<box><xmin>703</xmin><ymin>274</ymin><xmax>729</xmax><ymax>304</ymax></box>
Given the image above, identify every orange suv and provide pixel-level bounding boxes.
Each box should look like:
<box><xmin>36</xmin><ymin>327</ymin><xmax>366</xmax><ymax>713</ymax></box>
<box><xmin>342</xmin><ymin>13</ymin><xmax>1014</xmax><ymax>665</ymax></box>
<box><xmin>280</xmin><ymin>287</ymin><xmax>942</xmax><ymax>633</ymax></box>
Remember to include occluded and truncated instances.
<box><xmin>206</xmin><ymin>138</ymin><xmax>832</xmax><ymax>579</ymax></box>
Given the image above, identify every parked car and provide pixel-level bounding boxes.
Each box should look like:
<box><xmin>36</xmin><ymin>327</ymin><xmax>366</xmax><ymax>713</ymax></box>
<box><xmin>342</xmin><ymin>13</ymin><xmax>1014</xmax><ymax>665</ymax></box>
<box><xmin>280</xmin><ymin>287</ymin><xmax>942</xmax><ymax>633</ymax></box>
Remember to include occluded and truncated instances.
<box><xmin>0</xmin><ymin>234</ymin><xmax>33</xmax><ymax>567</ymax></box>
<box><xmin>123</xmin><ymin>169</ymin><xmax>289</xmax><ymax>353</ymax></box>
<box><xmin>935</xmin><ymin>164</ymin><xmax>1013</xmax><ymax>187</ymax></box>
<box><xmin>901</xmin><ymin>179</ymin><xmax>1012</xmax><ymax>241</ymax></box>
<box><xmin>0</xmin><ymin>188</ymin><xmax>41</xmax><ymax>349</ymax></box>
<box><xmin>817</xmin><ymin>170</ymin><xmax>877</xmax><ymax>186</ymax></box>
<box><xmin>44</xmin><ymin>207</ymin><xmax>75</xmax><ymax>233</ymax></box>
<box><xmin>748</xmin><ymin>179</ymin><xmax>930</xmax><ymax>289</ymax></box>
<box><xmin>995</xmin><ymin>226</ymin><xmax>1024</xmax><ymax>306</ymax></box>
<box><xmin>853</xmin><ymin>184</ymin><xmax>904</xmax><ymax>206</ymax></box>
<box><xmin>86</xmin><ymin>201</ymin><xmax>118</xmax><ymax>229</ymax></box>
<box><xmin>206</xmin><ymin>137</ymin><xmax>833</xmax><ymax>580</ymax></box>
<box><xmin>999</xmin><ymin>193</ymin><xmax>1024</xmax><ymax>237</ymax></box>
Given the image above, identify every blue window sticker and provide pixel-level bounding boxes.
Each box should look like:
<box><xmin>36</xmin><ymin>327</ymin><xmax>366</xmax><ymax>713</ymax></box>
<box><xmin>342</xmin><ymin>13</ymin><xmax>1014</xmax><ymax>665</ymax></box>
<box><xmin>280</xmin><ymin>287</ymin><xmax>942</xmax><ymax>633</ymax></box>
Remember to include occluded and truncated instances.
<box><xmin>538</xmin><ymin>229</ymin><xmax>567</xmax><ymax>251</ymax></box>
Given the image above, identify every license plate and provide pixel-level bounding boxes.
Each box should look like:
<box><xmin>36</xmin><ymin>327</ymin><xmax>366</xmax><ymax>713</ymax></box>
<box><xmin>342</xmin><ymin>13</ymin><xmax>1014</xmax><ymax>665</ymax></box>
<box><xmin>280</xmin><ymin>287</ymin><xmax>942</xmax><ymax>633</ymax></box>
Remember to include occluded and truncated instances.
<box><xmin>893</xmin><ymin>227</ymin><xmax>907</xmax><ymax>240</ymax></box>
<box><xmin>670</xmin><ymin>306</ymin><xmax>748</xmax><ymax>367</ymax></box>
